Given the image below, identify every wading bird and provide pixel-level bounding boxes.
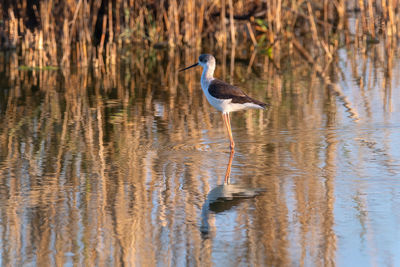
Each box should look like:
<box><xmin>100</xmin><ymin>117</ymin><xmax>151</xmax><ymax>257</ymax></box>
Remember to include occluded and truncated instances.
<box><xmin>180</xmin><ymin>54</ymin><xmax>267</xmax><ymax>150</ymax></box>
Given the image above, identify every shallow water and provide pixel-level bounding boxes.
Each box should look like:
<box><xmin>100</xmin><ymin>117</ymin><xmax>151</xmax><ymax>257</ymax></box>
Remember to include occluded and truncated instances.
<box><xmin>1</xmin><ymin>45</ymin><xmax>400</xmax><ymax>266</ymax></box>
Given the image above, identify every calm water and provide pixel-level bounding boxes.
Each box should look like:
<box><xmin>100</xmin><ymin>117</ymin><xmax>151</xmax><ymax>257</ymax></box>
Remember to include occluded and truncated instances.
<box><xmin>1</xmin><ymin>45</ymin><xmax>400</xmax><ymax>266</ymax></box>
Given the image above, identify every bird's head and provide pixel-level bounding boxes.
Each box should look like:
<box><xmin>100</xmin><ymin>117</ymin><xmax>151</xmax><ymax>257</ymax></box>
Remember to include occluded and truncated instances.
<box><xmin>179</xmin><ymin>54</ymin><xmax>216</xmax><ymax>72</ymax></box>
<box><xmin>198</xmin><ymin>54</ymin><xmax>216</xmax><ymax>68</ymax></box>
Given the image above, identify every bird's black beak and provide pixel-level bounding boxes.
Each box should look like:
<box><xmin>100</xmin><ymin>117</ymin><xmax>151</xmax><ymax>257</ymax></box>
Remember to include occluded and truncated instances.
<box><xmin>179</xmin><ymin>62</ymin><xmax>199</xmax><ymax>72</ymax></box>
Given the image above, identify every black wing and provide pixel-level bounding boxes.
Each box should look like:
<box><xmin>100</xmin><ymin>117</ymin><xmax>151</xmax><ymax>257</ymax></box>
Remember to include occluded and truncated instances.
<box><xmin>208</xmin><ymin>79</ymin><xmax>267</xmax><ymax>108</ymax></box>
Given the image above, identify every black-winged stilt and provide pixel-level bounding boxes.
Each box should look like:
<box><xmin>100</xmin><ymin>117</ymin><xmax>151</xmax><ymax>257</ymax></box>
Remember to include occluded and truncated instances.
<box><xmin>180</xmin><ymin>54</ymin><xmax>267</xmax><ymax>150</ymax></box>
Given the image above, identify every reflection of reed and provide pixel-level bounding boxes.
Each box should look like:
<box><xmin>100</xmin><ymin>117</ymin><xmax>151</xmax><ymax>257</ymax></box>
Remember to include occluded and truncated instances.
<box><xmin>292</xmin><ymin>38</ymin><xmax>360</xmax><ymax>121</ymax></box>
<box><xmin>0</xmin><ymin>31</ymin><xmax>399</xmax><ymax>264</ymax></box>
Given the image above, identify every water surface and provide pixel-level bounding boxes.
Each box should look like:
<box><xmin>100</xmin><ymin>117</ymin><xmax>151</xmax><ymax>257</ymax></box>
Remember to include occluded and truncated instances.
<box><xmin>0</xmin><ymin>45</ymin><xmax>400</xmax><ymax>266</ymax></box>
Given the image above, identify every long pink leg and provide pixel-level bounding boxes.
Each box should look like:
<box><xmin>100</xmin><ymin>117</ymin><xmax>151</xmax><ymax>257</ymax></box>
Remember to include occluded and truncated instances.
<box><xmin>222</xmin><ymin>113</ymin><xmax>235</xmax><ymax>150</ymax></box>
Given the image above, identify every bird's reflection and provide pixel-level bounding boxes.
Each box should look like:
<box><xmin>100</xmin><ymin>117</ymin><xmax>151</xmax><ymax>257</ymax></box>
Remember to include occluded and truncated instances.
<box><xmin>200</xmin><ymin>150</ymin><xmax>266</xmax><ymax>235</ymax></box>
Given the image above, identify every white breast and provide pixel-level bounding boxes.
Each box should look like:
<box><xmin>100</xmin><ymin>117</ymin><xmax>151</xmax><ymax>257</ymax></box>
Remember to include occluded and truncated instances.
<box><xmin>200</xmin><ymin>77</ymin><xmax>227</xmax><ymax>112</ymax></box>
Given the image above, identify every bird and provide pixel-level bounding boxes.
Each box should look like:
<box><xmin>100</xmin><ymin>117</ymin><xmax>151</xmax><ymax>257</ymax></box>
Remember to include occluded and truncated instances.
<box><xmin>179</xmin><ymin>54</ymin><xmax>267</xmax><ymax>151</ymax></box>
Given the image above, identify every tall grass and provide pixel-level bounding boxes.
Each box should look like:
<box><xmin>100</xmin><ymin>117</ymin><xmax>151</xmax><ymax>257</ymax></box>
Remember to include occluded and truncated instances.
<box><xmin>1</xmin><ymin>0</ymin><xmax>399</xmax><ymax>68</ymax></box>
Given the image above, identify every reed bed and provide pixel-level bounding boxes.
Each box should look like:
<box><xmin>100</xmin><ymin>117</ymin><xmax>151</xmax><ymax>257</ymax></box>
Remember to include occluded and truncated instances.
<box><xmin>1</xmin><ymin>0</ymin><xmax>400</xmax><ymax>69</ymax></box>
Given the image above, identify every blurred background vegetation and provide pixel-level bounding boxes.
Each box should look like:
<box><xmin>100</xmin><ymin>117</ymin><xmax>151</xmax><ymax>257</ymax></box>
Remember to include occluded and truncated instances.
<box><xmin>1</xmin><ymin>0</ymin><xmax>399</xmax><ymax>68</ymax></box>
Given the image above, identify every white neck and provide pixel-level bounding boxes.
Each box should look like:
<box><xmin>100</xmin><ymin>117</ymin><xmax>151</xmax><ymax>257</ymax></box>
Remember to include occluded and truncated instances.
<box><xmin>200</xmin><ymin>64</ymin><xmax>215</xmax><ymax>90</ymax></box>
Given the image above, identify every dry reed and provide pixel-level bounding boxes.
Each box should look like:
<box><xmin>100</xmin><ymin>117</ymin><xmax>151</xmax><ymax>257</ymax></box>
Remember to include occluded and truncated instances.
<box><xmin>0</xmin><ymin>0</ymin><xmax>399</xmax><ymax>71</ymax></box>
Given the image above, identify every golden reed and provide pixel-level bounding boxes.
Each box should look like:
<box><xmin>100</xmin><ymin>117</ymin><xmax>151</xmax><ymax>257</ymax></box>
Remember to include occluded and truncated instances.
<box><xmin>0</xmin><ymin>0</ymin><xmax>399</xmax><ymax>69</ymax></box>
